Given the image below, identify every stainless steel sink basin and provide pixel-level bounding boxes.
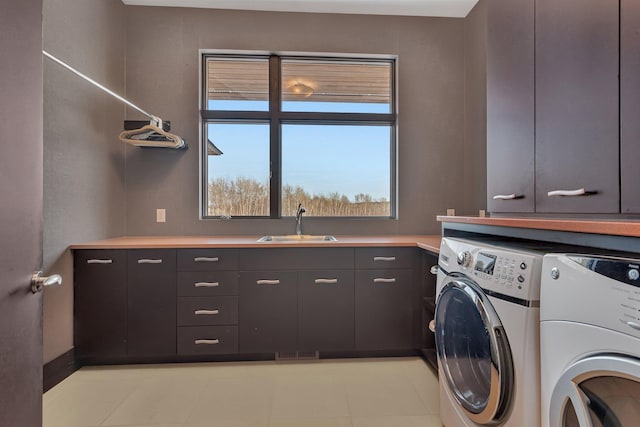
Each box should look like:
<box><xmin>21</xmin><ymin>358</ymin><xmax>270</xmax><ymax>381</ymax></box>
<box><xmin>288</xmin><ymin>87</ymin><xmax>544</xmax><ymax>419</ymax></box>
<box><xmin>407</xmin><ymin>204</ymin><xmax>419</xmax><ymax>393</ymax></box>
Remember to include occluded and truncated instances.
<box><xmin>257</xmin><ymin>235</ymin><xmax>338</xmax><ymax>242</ymax></box>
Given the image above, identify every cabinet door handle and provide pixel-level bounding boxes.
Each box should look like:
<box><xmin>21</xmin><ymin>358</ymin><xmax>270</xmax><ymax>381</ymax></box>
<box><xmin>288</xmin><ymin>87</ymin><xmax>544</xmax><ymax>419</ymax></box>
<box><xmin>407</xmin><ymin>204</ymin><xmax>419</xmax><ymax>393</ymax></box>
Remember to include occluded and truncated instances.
<box><xmin>86</xmin><ymin>259</ymin><xmax>113</xmax><ymax>264</ymax></box>
<box><xmin>373</xmin><ymin>278</ymin><xmax>396</xmax><ymax>283</ymax></box>
<box><xmin>137</xmin><ymin>259</ymin><xmax>162</xmax><ymax>264</ymax></box>
<box><xmin>257</xmin><ymin>279</ymin><xmax>280</xmax><ymax>285</ymax></box>
<box><xmin>194</xmin><ymin>257</ymin><xmax>219</xmax><ymax>262</ymax></box>
<box><xmin>195</xmin><ymin>309</ymin><xmax>219</xmax><ymax>315</ymax></box>
<box><xmin>195</xmin><ymin>339</ymin><xmax>219</xmax><ymax>345</ymax></box>
<box><xmin>314</xmin><ymin>278</ymin><xmax>338</xmax><ymax>284</ymax></box>
<box><xmin>429</xmin><ymin>265</ymin><xmax>439</xmax><ymax>275</ymax></box>
<box><xmin>547</xmin><ymin>188</ymin><xmax>597</xmax><ymax>197</ymax></box>
<box><xmin>492</xmin><ymin>193</ymin><xmax>524</xmax><ymax>200</ymax></box>
<box><xmin>373</xmin><ymin>256</ymin><xmax>396</xmax><ymax>262</ymax></box>
<box><xmin>195</xmin><ymin>282</ymin><xmax>219</xmax><ymax>288</ymax></box>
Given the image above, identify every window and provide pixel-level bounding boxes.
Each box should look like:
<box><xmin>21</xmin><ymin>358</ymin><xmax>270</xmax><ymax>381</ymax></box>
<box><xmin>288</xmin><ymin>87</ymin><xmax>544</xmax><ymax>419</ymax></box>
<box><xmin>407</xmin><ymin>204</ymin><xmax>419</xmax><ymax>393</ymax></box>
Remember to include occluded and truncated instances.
<box><xmin>201</xmin><ymin>53</ymin><xmax>396</xmax><ymax>218</ymax></box>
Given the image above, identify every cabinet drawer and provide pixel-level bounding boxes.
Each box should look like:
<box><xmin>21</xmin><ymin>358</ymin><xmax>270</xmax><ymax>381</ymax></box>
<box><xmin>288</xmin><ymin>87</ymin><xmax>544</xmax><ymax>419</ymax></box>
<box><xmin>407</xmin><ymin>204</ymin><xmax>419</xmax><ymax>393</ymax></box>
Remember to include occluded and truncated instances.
<box><xmin>177</xmin><ymin>326</ymin><xmax>238</xmax><ymax>355</ymax></box>
<box><xmin>177</xmin><ymin>271</ymin><xmax>238</xmax><ymax>296</ymax></box>
<box><xmin>177</xmin><ymin>296</ymin><xmax>238</xmax><ymax>326</ymax></box>
<box><xmin>239</xmin><ymin>248</ymin><xmax>354</xmax><ymax>270</ymax></box>
<box><xmin>355</xmin><ymin>248</ymin><xmax>417</xmax><ymax>269</ymax></box>
<box><xmin>177</xmin><ymin>249</ymin><xmax>238</xmax><ymax>271</ymax></box>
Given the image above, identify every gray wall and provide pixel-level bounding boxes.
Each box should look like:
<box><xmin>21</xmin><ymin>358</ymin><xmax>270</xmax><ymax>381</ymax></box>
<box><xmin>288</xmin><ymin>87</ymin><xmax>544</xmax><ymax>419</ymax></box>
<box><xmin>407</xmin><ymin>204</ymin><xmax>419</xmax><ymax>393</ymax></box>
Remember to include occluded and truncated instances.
<box><xmin>123</xmin><ymin>7</ymin><xmax>479</xmax><ymax>236</ymax></box>
<box><xmin>42</xmin><ymin>0</ymin><xmax>126</xmax><ymax>363</ymax></box>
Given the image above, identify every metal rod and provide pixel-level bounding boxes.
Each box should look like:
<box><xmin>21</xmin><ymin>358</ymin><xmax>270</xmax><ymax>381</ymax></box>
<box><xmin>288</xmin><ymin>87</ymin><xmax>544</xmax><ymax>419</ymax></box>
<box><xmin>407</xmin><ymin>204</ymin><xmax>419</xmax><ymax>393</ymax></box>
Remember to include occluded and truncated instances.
<box><xmin>42</xmin><ymin>50</ymin><xmax>155</xmax><ymax>120</ymax></box>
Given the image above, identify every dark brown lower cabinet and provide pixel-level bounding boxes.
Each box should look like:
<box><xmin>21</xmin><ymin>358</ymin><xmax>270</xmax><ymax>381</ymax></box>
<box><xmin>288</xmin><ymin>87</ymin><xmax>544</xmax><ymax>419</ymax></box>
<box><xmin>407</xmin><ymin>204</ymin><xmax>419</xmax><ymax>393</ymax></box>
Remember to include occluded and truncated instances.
<box><xmin>127</xmin><ymin>249</ymin><xmax>177</xmax><ymax>357</ymax></box>
<box><xmin>298</xmin><ymin>270</ymin><xmax>355</xmax><ymax>352</ymax></box>
<box><xmin>355</xmin><ymin>269</ymin><xmax>414</xmax><ymax>350</ymax></box>
<box><xmin>74</xmin><ymin>250</ymin><xmax>127</xmax><ymax>360</ymax></box>
<box><xmin>238</xmin><ymin>271</ymin><xmax>298</xmax><ymax>353</ymax></box>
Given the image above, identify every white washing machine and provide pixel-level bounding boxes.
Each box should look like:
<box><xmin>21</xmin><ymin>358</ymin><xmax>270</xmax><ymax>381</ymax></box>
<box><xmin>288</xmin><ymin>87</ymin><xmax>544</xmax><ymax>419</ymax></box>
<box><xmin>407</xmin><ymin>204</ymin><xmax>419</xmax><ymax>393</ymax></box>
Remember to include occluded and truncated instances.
<box><xmin>435</xmin><ymin>237</ymin><xmax>544</xmax><ymax>427</ymax></box>
<box><xmin>540</xmin><ymin>253</ymin><xmax>640</xmax><ymax>427</ymax></box>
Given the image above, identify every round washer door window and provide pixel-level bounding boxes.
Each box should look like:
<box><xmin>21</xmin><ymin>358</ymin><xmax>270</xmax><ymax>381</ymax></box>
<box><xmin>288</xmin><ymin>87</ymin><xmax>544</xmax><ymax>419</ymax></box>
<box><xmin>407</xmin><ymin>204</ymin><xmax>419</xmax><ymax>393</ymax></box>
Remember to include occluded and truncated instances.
<box><xmin>435</xmin><ymin>279</ymin><xmax>513</xmax><ymax>425</ymax></box>
<box><xmin>551</xmin><ymin>355</ymin><xmax>640</xmax><ymax>427</ymax></box>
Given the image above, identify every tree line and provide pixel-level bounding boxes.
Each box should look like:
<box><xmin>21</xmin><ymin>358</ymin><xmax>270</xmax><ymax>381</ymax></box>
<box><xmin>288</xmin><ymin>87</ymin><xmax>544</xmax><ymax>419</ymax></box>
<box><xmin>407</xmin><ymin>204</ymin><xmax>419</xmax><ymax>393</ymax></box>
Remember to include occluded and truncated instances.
<box><xmin>207</xmin><ymin>177</ymin><xmax>390</xmax><ymax>217</ymax></box>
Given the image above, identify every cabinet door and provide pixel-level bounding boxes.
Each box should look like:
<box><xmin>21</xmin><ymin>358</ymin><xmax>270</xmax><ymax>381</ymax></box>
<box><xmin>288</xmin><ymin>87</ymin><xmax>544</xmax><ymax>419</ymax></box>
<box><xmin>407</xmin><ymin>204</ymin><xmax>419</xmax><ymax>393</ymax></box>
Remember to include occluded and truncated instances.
<box><xmin>536</xmin><ymin>0</ymin><xmax>619</xmax><ymax>213</ymax></box>
<box><xmin>621</xmin><ymin>0</ymin><xmax>640</xmax><ymax>213</ymax></box>
<box><xmin>355</xmin><ymin>269</ymin><xmax>413</xmax><ymax>350</ymax></box>
<box><xmin>298</xmin><ymin>270</ymin><xmax>354</xmax><ymax>352</ymax></box>
<box><xmin>238</xmin><ymin>271</ymin><xmax>297</xmax><ymax>353</ymax></box>
<box><xmin>486</xmin><ymin>0</ymin><xmax>535</xmax><ymax>212</ymax></box>
<box><xmin>74</xmin><ymin>250</ymin><xmax>127</xmax><ymax>360</ymax></box>
<box><xmin>127</xmin><ymin>249</ymin><xmax>176</xmax><ymax>357</ymax></box>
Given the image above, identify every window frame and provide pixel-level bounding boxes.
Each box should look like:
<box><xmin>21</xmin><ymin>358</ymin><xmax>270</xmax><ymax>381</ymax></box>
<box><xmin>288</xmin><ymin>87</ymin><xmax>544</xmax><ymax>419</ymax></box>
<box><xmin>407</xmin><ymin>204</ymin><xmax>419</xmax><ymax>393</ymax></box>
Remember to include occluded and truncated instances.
<box><xmin>200</xmin><ymin>51</ymin><xmax>397</xmax><ymax>219</ymax></box>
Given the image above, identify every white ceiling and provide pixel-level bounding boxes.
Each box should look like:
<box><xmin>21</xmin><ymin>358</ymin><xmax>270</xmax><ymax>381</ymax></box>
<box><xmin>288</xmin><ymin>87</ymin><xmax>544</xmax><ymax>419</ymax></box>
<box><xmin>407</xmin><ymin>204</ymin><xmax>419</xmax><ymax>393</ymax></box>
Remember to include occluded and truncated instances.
<box><xmin>121</xmin><ymin>0</ymin><xmax>480</xmax><ymax>18</ymax></box>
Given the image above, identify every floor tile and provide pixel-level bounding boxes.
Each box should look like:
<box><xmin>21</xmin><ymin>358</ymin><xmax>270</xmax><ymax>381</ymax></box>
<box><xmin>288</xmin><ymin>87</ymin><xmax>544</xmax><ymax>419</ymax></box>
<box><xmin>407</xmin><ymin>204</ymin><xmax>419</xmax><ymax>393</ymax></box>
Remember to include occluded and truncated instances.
<box><xmin>352</xmin><ymin>415</ymin><xmax>442</xmax><ymax>427</ymax></box>
<box><xmin>269</xmin><ymin>417</ymin><xmax>353</xmax><ymax>427</ymax></box>
<box><xmin>43</xmin><ymin>357</ymin><xmax>441</xmax><ymax>427</ymax></box>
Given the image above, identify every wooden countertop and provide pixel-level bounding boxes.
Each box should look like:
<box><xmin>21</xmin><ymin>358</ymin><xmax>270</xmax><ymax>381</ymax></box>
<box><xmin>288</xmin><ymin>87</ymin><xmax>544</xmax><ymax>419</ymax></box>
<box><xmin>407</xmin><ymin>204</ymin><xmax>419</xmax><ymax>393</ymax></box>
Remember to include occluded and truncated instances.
<box><xmin>437</xmin><ymin>216</ymin><xmax>640</xmax><ymax>237</ymax></box>
<box><xmin>71</xmin><ymin>235</ymin><xmax>442</xmax><ymax>253</ymax></box>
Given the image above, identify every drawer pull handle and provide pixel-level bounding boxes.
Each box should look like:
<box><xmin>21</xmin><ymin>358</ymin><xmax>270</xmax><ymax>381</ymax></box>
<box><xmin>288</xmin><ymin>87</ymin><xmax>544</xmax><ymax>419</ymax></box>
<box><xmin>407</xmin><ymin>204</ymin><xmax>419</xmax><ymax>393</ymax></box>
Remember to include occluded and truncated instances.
<box><xmin>314</xmin><ymin>278</ymin><xmax>338</xmax><ymax>284</ymax></box>
<box><xmin>195</xmin><ymin>339</ymin><xmax>219</xmax><ymax>345</ymax></box>
<box><xmin>373</xmin><ymin>256</ymin><xmax>396</xmax><ymax>262</ymax></box>
<box><xmin>194</xmin><ymin>257</ymin><xmax>219</xmax><ymax>262</ymax></box>
<box><xmin>87</xmin><ymin>259</ymin><xmax>112</xmax><ymax>264</ymax></box>
<box><xmin>373</xmin><ymin>278</ymin><xmax>396</xmax><ymax>283</ymax></box>
<box><xmin>547</xmin><ymin>188</ymin><xmax>597</xmax><ymax>197</ymax></box>
<box><xmin>195</xmin><ymin>309</ymin><xmax>219</xmax><ymax>315</ymax></box>
<box><xmin>430</xmin><ymin>265</ymin><xmax>439</xmax><ymax>275</ymax></box>
<box><xmin>137</xmin><ymin>259</ymin><xmax>162</xmax><ymax>264</ymax></box>
<box><xmin>257</xmin><ymin>279</ymin><xmax>280</xmax><ymax>285</ymax></box>
<box><xmin>195</xmin><ymin>282</ymin><xmax>220</xmax><ymax>288</ymax></box>
<box><xmin>492</xmin><ymin>193</ymin><xmax>524</xmax><ymax>200</ymax></box>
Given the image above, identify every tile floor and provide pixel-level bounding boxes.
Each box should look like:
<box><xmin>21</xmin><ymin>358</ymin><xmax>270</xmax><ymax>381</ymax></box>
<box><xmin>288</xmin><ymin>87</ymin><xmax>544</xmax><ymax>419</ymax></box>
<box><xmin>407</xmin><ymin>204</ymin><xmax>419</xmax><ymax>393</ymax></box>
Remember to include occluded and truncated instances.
<box><xmin>44</xmin><ymin>357</ymin><xmax>442</xmax><ymax>427</ymax></box>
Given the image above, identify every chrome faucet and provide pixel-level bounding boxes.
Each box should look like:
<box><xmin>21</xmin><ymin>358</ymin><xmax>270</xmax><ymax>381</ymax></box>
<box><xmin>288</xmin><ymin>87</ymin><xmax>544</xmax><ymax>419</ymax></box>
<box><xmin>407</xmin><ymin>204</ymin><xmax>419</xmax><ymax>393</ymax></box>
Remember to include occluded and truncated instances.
<box><xmin>295</xmin><ymin>203</ymin><xmax>306</xmax><ymax>236</ymax></box>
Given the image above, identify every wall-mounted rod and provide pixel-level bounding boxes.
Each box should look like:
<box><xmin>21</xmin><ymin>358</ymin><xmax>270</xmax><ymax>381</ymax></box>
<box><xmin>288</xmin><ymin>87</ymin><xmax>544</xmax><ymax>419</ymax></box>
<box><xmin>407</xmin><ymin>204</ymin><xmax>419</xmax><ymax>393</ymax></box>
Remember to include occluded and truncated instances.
<box><xmin>42</xmin><ymin>50</ymin><xmax>155</xmax><ymax>122</ymax></box>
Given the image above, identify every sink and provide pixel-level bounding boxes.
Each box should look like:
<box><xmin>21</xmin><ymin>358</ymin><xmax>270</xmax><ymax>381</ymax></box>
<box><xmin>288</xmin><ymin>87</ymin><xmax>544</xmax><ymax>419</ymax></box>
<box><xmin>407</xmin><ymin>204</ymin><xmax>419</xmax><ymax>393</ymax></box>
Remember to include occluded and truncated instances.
<box><xmin>257</xmin><ymin>235</ymin><xmax>338</xmax><ymax>242</ymax></box>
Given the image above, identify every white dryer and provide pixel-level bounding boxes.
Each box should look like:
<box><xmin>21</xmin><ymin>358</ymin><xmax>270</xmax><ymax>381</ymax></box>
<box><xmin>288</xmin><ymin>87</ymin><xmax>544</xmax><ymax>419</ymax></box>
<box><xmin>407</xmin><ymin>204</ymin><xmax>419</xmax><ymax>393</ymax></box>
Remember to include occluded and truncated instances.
<box><xmin>540</xmin><ymin>253</ymin><xmax>640</xmax><ymax>427</ymax></box>
<box><xmin>435</xmin><ymin>237</ymin><xmax>544</xmax><ymax>427</ymax></box>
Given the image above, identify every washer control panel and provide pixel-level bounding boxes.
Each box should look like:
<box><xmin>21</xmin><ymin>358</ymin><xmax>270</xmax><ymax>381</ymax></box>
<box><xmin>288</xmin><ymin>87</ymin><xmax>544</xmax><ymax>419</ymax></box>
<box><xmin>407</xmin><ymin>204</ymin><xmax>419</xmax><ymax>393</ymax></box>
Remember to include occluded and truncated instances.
<box><xmin>439</xmin><ymin>237</ymin><xmax>544</xmax><ymax>301</ymax></box>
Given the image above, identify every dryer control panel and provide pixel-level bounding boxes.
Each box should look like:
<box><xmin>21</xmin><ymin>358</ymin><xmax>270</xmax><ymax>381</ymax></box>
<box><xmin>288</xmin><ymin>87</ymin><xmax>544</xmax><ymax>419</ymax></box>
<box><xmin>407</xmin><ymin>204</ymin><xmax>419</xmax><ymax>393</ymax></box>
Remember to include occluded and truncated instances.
<box><xmin>439</xmin><ymin>237</ymin><xmax>544</xmax><ymax>302</ymax></box>
<box><xmin>541</xmin><ymin>253</ymin><xmax>640</xmax><ymax>339</ymax></box>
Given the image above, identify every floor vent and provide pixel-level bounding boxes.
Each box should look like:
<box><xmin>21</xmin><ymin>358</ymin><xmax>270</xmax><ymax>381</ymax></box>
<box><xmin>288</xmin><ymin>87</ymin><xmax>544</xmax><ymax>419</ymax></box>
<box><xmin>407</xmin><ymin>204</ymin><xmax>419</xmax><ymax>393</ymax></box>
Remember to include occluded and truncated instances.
<box><xmin>275</xmin><ymin>351</ymin><xmax>319</xmax><ymax>361</ymax></box>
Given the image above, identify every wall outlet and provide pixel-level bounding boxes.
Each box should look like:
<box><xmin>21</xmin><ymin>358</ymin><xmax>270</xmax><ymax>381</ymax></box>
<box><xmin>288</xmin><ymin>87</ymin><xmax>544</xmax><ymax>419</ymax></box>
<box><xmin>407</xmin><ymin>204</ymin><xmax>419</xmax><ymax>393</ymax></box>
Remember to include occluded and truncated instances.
<box><xmin>156</xmin><ymin>208</ymin><xmax>166</xmax><ymax>223</ymax></box>
<box><xmin>479</xmin><ymin>209</ymin><xmax>486</xmax><ymax>217</ymax></box>
<box><xmin>446</xmin><ymin>208</ymin><xmax>456</xmax><ymax>216</ymax></box>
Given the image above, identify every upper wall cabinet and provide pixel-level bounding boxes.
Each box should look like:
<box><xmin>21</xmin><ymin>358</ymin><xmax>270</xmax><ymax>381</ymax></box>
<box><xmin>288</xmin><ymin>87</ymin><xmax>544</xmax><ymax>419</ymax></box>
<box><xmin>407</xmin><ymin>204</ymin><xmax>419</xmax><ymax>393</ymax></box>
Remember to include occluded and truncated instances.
<box><xmin>621</xmin><ymin>0</ymin><xmax>640</xmax><ymax>213</ymax></box>
<box><xmin>488</xmin><ymin>0</ymin><xmax>625</xmax><ymax>214</ymax></box>
<box><xmin>486</xmin><ymin>0</ymin><xmax>535</xmax><ymax>213</ymax></box>
<box><xmin>536</xmin><ymin>0</ymin><xmax>619</xmax><ymax>213</ymax></box>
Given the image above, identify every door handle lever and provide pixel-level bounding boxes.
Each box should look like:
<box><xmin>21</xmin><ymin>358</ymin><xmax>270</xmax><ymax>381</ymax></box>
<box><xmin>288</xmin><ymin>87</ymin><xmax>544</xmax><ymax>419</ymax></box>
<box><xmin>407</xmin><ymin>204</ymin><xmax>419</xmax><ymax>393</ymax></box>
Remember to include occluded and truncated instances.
<box><xmin>31</xmin><ymin>271</ymin><xmax>62</xmax><ymax>293</ymax></box>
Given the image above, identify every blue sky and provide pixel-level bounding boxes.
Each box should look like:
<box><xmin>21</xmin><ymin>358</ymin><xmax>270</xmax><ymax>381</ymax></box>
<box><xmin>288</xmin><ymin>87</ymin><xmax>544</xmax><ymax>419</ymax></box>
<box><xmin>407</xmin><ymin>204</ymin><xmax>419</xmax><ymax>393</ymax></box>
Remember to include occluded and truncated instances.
<box><xmin>206</xmin><ymin>101</ymin><xmax>391</xmax><ymax>201</ymax></box>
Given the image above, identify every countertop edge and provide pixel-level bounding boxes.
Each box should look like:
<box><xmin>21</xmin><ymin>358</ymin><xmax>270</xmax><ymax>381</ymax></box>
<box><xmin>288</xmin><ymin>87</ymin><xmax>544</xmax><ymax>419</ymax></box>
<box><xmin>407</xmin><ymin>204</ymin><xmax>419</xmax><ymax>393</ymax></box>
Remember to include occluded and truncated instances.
<box><xmin>70</xmin><ymin>235</ymin><xmax>442</xmax><ymax>254</ymax></box>
<box><xmin>437</xmin><ymin>216</ymin><xmax>640</xmax><ymax>238</ymax></box>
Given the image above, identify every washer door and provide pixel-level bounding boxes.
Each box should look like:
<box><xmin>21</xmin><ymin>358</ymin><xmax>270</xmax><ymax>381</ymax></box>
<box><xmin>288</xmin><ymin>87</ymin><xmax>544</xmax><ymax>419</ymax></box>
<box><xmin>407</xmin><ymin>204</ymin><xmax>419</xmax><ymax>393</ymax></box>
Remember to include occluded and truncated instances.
<box><xmin>435</xmin><ymin>278</ymin><xmax>514</xmax><ymax>425</ymax></box>
<box><xmin>550</xmin><ymin>355</ymin><xmax>640</xmax><ymax>427</ymax></box>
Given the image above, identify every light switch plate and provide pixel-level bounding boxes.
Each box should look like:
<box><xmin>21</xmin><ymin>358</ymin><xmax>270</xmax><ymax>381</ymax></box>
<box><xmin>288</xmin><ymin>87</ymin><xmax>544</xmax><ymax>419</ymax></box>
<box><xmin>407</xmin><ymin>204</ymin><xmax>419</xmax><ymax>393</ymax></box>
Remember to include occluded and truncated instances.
<box><xmin>446</xmin><ymin>208</ymin><xmax>456</xmax><ymax>216</ymax></box>
<box><xmin>156</xmin><ymin>208</ymin><xmax>166</xmax><ymax>223</ymax></box>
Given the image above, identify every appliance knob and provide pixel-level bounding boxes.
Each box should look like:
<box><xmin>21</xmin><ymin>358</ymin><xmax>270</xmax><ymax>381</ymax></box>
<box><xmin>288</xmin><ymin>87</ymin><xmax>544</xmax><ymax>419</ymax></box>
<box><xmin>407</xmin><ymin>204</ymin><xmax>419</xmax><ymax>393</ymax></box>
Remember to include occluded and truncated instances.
<box><xmin>520</xmin><ymin>262</ymin><xmax>527</xmax><ymax>270</ymax></box>
<box><xmin>457</xmin><ymin>251</ymin><xmax>472</xmax><ymax>267</ymax></box>
<box><xmin>550</xmin><ymin>267</ymin><xmax>560</xmax><ymax>280</ymax></box>
<box><xmin>628</xmin><ymin>269</ymin><xmax>640</xmax><ymax>281</ymax></box>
